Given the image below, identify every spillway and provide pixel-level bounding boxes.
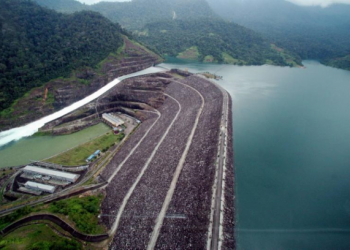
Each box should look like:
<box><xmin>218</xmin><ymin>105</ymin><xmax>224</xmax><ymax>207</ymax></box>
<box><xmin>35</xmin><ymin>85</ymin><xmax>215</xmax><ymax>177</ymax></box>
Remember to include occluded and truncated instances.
<box><xmin>0</xmin><ymin>67</ymin><xmax>166</xmax><ymax>147</ymax></box>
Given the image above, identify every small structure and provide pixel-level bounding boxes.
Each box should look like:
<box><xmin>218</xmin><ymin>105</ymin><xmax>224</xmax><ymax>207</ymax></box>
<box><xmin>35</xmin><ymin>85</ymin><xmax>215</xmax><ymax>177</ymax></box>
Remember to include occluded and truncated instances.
<box><xmin>113</xmin><ymin>127</ymin><xmax>124</xmax><ymax>134</ymax></box>
<box><xmin>102</xmin><ymin>113</ymin><xmax>125</xmax><ymax>128</ymax></box>
<box><xmin>22</xmin><ymin>166</ymin><xmax>80</xmax><ymax>183</ymax></box>
<box><xmin>86</xmin><ymin>150</ymin><xmax>101</xmax><ymax>163</ymax></box>
<box><xmin>24</xmin><ymin>181</ymin><xmax>56</xmax><ymax>194</ymax></box>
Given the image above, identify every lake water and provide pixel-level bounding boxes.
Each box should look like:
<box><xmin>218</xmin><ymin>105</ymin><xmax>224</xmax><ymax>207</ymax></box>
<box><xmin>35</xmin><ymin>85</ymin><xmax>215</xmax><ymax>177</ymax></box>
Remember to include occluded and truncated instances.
<box><xmin>162</xmin><ymin>59</ymin><xmax>350</xmax><ymax>250</ymax></box>
<box><xmin>0</xmin><ymin>123</ymin><xmax>110</xmax><ymax>168</ymax></box>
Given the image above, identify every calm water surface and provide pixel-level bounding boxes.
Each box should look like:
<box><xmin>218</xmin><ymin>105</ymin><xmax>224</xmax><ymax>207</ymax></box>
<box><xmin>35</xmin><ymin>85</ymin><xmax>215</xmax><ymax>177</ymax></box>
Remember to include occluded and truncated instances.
<box><xmin>0</xmin><ymin>123</ymin><xmax>110</xmax><ymax>168</ymax></box>
<box><xmin>162</xmin><ymin>59</ymin><xmax>350</xmax><ymax>250</ymax></box>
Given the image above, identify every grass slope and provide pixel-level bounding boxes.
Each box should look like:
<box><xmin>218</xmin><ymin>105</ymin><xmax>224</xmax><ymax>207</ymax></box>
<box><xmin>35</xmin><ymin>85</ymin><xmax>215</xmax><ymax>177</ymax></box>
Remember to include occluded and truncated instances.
<box><xmin>47</xmin><ymin>131</ymin><xmax>124</xmax><ymax>166</ymax></box>
<box><xmin>0</xmin><ymin>224</ymin><xmax>82</xmax><ymax>250</ymax></box>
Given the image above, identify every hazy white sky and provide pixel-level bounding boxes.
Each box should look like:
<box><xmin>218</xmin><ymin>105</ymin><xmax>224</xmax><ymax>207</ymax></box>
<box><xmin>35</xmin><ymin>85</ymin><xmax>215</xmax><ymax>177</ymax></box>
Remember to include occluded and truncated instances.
<box><xmin>76</xmin><ymin>0</ymin><xmax>350</xmax><ymax>7</ymax></box>
<box><xmin>287</xmin><ymin>0</ymin><xmax>350</xmax><ymax>7</ymax></box>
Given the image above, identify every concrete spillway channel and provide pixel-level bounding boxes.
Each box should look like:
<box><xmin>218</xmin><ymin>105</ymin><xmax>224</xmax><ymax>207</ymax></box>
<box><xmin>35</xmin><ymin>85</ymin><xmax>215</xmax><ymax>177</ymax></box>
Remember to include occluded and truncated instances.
<box><xmin>0</xmin><ymin>67</ymin><xmax>166</xmax><ymax>147</ymax></box>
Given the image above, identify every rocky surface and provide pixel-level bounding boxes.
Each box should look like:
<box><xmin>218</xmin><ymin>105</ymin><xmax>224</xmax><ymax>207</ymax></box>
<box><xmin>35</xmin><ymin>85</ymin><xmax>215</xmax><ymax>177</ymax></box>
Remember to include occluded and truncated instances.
<box><xmin>0</xmin><ymin>37</ymin><xmax>162</xmax><ymax>131</ymax></box>
<box><xmin>32</xmin><ymin>71</ymin><xmax>235</xmax><ymax>248</ymax></box>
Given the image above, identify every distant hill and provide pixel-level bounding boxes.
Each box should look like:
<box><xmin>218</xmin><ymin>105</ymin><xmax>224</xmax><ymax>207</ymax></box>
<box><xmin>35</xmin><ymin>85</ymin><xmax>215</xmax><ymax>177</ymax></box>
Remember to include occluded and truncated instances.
<box><xmin>137</xmin><ymin>19</ymin><xmax>301</xmax><ymax>66</ymax></box>
<box><xmin>32</xmin><ymin>0</ymin><xmax>86</xmax><ymax>13</ymax></box>
<box><xmin>206</xmin><ymin>0</ymin><xmax>350</xmax><ymax>70</ymax></box>
<box><xmin>0</xmin><ymin>0</ymin><xmax>124</xmax><ymax>112</ymax></box>
<box><xmin>33</xmin><ymin>0</ymin><xmax>217</xmax><ymax>31</ymax></box>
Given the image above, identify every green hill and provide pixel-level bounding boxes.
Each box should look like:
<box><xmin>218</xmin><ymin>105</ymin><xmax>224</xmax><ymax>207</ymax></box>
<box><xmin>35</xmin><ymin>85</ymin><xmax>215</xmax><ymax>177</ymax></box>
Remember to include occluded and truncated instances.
<box><xmin>0</xmin><ymin>0</ymin><xmax>124</xmax><ymax>112</ymax></box>
<box><xmin>206</xmin><ymin>0</ymin><xmax>350</xmax><ymax>70</ymax></box>
<box><xmin>31</xmin><ymin>0</ymin><xmax>86</xmax><ymax>13</ymax></box>
<box><xmin>32</xmin><ymin>0</ymin><xmax>300</xmax><ymax>67</ymax></box>
<box><xmin>137</xmin><ymin>19</ymin><xmax>301</xmax><ymax>66</ymax></box>
<box><xmin>33</xmin><ymin>0</ymin><xmax>217</xmax><ymax>31</ymax></box>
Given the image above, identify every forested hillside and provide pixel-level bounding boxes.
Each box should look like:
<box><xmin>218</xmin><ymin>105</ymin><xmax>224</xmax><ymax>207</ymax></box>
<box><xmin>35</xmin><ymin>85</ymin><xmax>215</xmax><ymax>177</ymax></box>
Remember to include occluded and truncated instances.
<box><xmin>0</xmin><ymin>0</ymin><xmax>124</xmax><ymax>113</ymax></box>
<box><xmin>33</xmin><ymin>0</ymin><xmax>217</xmax><ymax>31</ymax></box>
<box><xmin>138</xmin><ymin>19</ymin><xmax>301</xmax><ymax>66</ymax></box>
<box><xmin>32</xmin><ymin>0</ymin><xmax>86</xmax><ymax>13</ymax></box>
<box><xmin>206</xmin><ymin>0</ymin><xmax>350</xmax><ymax>70</ymax></box>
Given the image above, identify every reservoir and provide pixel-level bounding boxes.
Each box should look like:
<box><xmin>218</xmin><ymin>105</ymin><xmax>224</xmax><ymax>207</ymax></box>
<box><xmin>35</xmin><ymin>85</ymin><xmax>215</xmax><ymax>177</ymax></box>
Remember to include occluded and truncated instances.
<box><xmin>162</xmin><ymin>59</ymin><xmax>350</xmax><ymax>250</ymax></box>
<box><xmin>1</xmin><ymin>59</ymin><xmax>350</xmax><ymax>249</ymax></box>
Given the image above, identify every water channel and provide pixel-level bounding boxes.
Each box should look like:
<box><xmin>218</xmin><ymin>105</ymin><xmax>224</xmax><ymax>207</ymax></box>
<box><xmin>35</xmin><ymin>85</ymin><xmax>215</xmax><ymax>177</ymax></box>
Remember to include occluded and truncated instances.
<box><xmin>1</xmin><ymin>59</ymin><xmax>350</xmax><ymax>249</ymax></box>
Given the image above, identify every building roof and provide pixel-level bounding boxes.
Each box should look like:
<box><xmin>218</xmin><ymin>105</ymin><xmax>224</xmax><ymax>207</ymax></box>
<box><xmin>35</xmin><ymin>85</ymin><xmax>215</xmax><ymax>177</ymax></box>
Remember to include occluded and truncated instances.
<box><xmin>87</xmin><ymin>155</ymin><xmax>95</xmax><ymax>161</ymax></box>
<box><xmin>25</xmin><ymin>181</ymin><xmax>56</xmax><ymax>192</ymax></box>
<box><xmin>23</xmin><ymin>166</ymin><xmax>79</xmax><ymax>181</ymax></box>
<box><xmin>102</xmin><ymin>113</ymin><xmax>124</xmax><ymax>126</ymax></box>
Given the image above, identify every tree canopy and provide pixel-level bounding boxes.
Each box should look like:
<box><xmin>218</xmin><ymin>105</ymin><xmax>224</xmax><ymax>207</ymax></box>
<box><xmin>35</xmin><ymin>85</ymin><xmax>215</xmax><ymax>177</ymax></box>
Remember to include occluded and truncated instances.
<box><xmin>0</xmin><ymin>0</ymin><xmax>124</xmax><ymax>112</ymax></box>
<box><xmin>137</xmin><ymin>19</ymin><xmax>301</xmax><ymax>66</ymax></box>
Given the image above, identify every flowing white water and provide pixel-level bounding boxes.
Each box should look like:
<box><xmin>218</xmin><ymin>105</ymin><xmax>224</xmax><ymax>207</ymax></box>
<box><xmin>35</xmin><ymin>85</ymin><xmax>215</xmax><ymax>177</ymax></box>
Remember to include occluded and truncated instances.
<box><xmin>0</xmin><ymin>66</ymin><xmax>166</xmax><ymax>147</ymax></box>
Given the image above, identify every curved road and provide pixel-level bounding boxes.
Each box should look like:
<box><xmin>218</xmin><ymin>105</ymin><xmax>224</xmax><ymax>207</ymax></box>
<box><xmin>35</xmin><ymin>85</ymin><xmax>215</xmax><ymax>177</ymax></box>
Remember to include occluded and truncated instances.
<box><xmin>0</xmin><ymin>73</ymin><xmax>232</xmax><ymax>249</ymax></box>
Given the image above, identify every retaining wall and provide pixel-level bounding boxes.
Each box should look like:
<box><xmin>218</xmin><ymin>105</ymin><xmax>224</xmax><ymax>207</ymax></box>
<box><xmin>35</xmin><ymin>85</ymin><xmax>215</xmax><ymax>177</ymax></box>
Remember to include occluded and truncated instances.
<box><xmin>0</xmin><ymin>214</ymin><xmax>109</xmax><ymax>242</ymax></box>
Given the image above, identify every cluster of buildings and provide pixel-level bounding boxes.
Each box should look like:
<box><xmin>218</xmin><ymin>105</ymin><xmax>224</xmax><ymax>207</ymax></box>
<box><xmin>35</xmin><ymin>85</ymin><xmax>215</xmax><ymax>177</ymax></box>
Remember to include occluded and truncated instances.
<box><xmin>102</xmin><ymin>113</ymin><xmax>125</xmax><ymax>134</ymax></box>
<box><xmin>102</xmin><ymin>112</ymin><xmax>141</xmax><ymax>135</ymax></box>
<box><xmin>18</xmin><ymin>165</ymin><xmax>80</xmax><ymax>195</ymax></box>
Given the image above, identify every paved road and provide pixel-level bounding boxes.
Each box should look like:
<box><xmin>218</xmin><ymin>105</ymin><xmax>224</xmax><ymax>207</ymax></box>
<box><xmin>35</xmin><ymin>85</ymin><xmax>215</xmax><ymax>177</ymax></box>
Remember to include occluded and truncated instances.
<box><xmin>208</xmin><ymin>83</ymin><xmax>230</xmax><ymax>250</ymax></box>
<box><xmin>1</xmin><ymin>74</ymin><xmax>232</xmax><ymax>249</ymax></box>
<box><xmin>109</xmin><ymin>93</ymin><xmax>181</xmax><ymax>235</ymax></box>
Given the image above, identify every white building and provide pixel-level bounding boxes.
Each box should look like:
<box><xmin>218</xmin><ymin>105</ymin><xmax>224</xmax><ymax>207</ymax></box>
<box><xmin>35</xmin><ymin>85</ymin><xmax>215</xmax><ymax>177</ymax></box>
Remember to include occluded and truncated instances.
<box><xmin>25</xmin><ymin>181</ymin><xmax>56</xmax><ymax>194</ymax></box>
<box><xmin>102</xmin><ymin>113</ymin><xmax>125</xmax><ymax>128</ymax></box>
<box><xmin>22</xmin><ymin>166</ymin><xmax>80</xmax><ymax>183</ymax></box>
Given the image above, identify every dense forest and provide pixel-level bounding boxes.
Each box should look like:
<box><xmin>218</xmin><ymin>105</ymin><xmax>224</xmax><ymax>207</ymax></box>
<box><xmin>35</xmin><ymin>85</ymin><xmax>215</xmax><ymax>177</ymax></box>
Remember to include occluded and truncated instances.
<box><xmin>30</xmin><ymin>0</ymin><xmax>350</xmax><ymax>71</ymax></box>
<box><xmin>33</xmin><ymin>0</ymin><xmax>217</xmax><ymax>31</ymax></box>
<box><xmin>325</xmin><ymin>56</ymin><xmax>350</xmax><ymax>71</ymax></box>
<box><xmin>137</xmin><ymin>19</ymin><xmax>301</xmax><ymax>66</ymax></box>
<box><xmin>32</xmin><ymin>0</ymin><xmax>86</xmax><ymax>13</ymax></box>
<box><xmin>32</xmin><ymin>0</ymin><xmax>303</xmax><ymax>67</ymax></box>
<box><xmin>206</xmin><ymin>0</ymin><xmax>350</xmax><ymax>70</ymax></box>
<box><xmin>0</xmin><ymin>0</ymin><xmax>124</xmax><ymax>113</ymax></box>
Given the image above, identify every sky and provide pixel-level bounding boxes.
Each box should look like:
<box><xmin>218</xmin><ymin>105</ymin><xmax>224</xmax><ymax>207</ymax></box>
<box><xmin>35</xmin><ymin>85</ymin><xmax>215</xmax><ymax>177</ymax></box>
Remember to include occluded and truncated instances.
<box><xmin>77</xmin><ymin>0</ymin><xmax>129</xmax><ymax>4</ymax></box>
<box><xmin>287</xmin><ymin>0</ymin><xmax>350</xmax><ymax>7</ymax></box>
<box><xmin>76</xmin><ymin>0</ymin><xmax>350</xmax><ymax>7</ymax></box>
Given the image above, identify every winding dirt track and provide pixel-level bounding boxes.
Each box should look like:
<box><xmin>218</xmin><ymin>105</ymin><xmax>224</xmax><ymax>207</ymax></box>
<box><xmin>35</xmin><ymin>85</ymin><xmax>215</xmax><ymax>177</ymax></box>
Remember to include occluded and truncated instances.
<box><xmin>100</xmin><ymin>74</ymin><xmax>232</xmax><ymax>249</ymax></box>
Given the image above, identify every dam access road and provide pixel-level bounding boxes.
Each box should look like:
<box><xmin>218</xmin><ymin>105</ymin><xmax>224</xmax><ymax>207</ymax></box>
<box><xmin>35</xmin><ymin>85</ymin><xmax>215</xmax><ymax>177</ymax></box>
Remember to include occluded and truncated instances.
<box><xmin>97</xmin><ymin>70</ymin><xmax>235</xmax><ymax>249</ymax></box>
<box><xmin>0</xmin><ymin>69</ymin><xmax>234</xmax><ymax>249</ymax></box>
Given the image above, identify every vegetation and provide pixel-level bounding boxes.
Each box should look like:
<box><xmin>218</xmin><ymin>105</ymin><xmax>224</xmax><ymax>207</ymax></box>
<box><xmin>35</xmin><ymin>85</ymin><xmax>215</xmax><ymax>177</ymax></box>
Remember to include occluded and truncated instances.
<box><xmin>0</xmin><ymin>0</ymin><xmax>124</xmax><ymax>113</ymax></box>
<box><xmin>33</xmin><ymin>0</ymin><xmax>86</xmax><ymax>13</ymax></box>
<box><xmin>137</xmin><ymin>19</ymin><xmax>301</xmax><ymax>66</ymax></box>
<box><xmin>0</xmin><ymin>223</ymin><xmax>82</xmax><ymax>250</ymax></box>
<box><xmin>47</xmin><ymin>132</ymin><xmax>125</xmax><ymax>166</ymax></box>
<box><xmin>33</xmin><ymin>0</ymin><xmax>217</xmax><ymax>31</ymax></box>
<box><xmin>49</xmin><ymin>194</ymin><xmax>104</xmax><ymax>234</ymax></box>
<box><xmin>207</xmin><ymin>0</ymin><xmax>350</xmax><ymax>70</ymax></box>
<box><xmin>33</xmin><ymin>131</ymin><xmax>53</xmax><ymax>137</ymax></box>
<box><xmin>325</xmin><ymin>55</ymin><xmax>350</xmax><ymax>71</ymax></box>
<box><xmin>0</xmin><ymin>194</ymin><xmax>104</xmax><ymax>248</ymax></box>
<box><xmin>0</xmin><ymin>206</ymin><xmax>33</xmax><ymax>230</ymax></box>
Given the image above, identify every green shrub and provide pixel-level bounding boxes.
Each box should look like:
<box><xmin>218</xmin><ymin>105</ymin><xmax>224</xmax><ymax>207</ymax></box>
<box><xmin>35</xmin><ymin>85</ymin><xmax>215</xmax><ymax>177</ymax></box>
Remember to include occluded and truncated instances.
<box><xmin>49</xmin><ymin>195</ymin><xmax>103</xmax><ymax>234</ymax></box>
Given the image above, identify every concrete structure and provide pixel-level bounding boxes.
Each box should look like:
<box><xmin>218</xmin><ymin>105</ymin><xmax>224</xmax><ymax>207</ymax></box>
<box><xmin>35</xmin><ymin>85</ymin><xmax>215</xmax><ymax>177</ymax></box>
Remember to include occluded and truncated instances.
<box><xmin>25</xmin><ymin>181</ymin><xmax>56</xmax><ymax>194</ymax></box>
<box><xmin>102</xmin><ymin>113</ymin><xmax>125</xmax><ymax>128</ymax></box>
<box><xmin>22</xmin><ymin>166</ymin><xmax>80</xmax><ymax>183</ymax></box>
